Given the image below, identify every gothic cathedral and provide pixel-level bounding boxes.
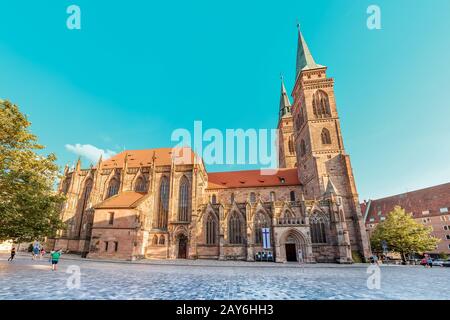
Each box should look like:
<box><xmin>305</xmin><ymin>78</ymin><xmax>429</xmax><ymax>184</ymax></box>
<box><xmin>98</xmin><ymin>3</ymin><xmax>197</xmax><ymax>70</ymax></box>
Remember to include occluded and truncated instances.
<box><xmin>51</xmin><ymin>28</ymin><xmax>371</xmax><ymax>263</ymax></box>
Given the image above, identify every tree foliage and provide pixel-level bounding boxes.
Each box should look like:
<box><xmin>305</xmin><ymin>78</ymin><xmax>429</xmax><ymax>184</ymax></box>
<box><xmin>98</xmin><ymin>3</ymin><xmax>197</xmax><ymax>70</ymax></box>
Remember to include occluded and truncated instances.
<box><xmin>0</xmin><ymin>100</ymin><xmax>64</xmax><ymax>242</ymax></box>
<box><xmin>370</xmin><ymin>206</ymin><xmax>440</xmax><ymax>261</ymax></box>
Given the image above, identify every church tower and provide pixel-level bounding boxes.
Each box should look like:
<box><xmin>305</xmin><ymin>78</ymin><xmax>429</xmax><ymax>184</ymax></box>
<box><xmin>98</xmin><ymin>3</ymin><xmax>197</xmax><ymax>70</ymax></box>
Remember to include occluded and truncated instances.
<box><xmin>277</xmin><ymin>77</ymin><xmax>297</xmax><ymax>168</ymax></box>
<box><xmin>291</xmin><ymin>27</ymin><xmax>371</xmax><ymax>259</ymax></box>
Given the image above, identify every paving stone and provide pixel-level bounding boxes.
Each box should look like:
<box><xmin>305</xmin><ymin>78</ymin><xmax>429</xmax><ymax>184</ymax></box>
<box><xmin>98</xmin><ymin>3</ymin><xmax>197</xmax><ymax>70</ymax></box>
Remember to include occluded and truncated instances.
<box><xmin>0</xmin><ymin>255</ymin><xmax>449</xmax><ymax>299</ymax></box>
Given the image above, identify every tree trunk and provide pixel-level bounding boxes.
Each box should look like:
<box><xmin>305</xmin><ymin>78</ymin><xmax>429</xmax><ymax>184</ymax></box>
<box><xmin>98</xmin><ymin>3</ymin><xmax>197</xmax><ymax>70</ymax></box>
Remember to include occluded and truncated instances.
<box><xmin>401</xmin><ymin>252</ymin><xmax>407</xmax><ymax>264</ymax></box>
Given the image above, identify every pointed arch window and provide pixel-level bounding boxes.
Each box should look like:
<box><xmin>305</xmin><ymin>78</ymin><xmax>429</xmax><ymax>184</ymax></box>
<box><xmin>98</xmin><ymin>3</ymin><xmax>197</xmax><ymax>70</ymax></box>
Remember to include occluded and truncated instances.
<box><xmin>254</xmin><ymin>212</ymin><xmax>269</xmax><ymax>245</ymax></box>
<box><xmin>157</xmin><ymin>176</ymin><xmax>170</xmax><ymax>230</ymax></box>
<box><xmin>135</xmin><ymin>176</ymin><xmax>147</xmax><ymax>192</ymax></box>
<box><xmin>106</xmin><ymin>178</ymin><xmax>120</xmax><ymax>198</ymax></box>
<box><xmin>81</xmin><ymin>179</ymin><xmax>93</xmax><ymax>212</ymax></box>
<box><xmin>290</xmin><ymin>191</ymin><xmax>296</xmax><ymax>202</ymax></box>
<box><xmin>270</xmin><ymin>191</ymin><xmax>276</xmax><ymax>202</ymax></box>
<box><xmin>300</xmin><ymin>139</ymin><xmax>306</xmax><ymax>157</ymax></box>
<box><xmin>62</xmin><ymin>177</ymin><xmax>71</xmax><ymax>195</ymax></box>
<box><xmin>310</xmin><ymin>214</ymin><xmax>328</xmax><ymax>244</ymax></box>
<box><xmin>159</xmin><ymin>235</ymin><xmax>165</xmax><ymax>245</ymax></box>
<box><xmin>249</xmin><ymin>192</ymin><xmax>256</xmax><ymax>203</ymax></box>
<box><xmin>152</xmin><ymin>235</ymin><xmax>158</xmax><ymax>245</ymax></box>
<box><xmin>206</xmin><ymin>213</ymin><xmax>218</xmax><ymax>244</ymax></box>
<box><xmin>178</xmin><ymin>176</ymin><xmax>190</xmax><ymax>222</ymax></box>
<box><xmin>230</xmin><ymin>193</ymin><xmax>235</xmax><ymax>203</ymax></box>
<box><xmin>321</xmin><ymin>128</ymin><xmax>332</xmax><ymax>145</ymax></box>
<box><xmin>228</xmin><ymin>212</ymin><xmax>244</xmax><ymax>244</ymax></box>
<box><xmin>211</xmin><ymin>194</ymin><xmax>217</xmax><ymax>204</ymax></box>
<box><xmin>288</xmin><ymin>135</ymin><xmax>295</xmax><ymax>154</ymax></box>
<box><xmin>312</xmin><ymin>90</ymin><xmax>331</xmax><ymax>118</ymax></box>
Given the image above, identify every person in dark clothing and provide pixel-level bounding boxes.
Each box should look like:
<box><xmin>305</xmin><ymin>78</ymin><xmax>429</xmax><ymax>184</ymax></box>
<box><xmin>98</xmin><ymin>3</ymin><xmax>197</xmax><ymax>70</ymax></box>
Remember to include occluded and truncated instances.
<box><xmin>7</xmin><ymin>247</ymin><xmax>16</xmax><ymax>262</ymax></box>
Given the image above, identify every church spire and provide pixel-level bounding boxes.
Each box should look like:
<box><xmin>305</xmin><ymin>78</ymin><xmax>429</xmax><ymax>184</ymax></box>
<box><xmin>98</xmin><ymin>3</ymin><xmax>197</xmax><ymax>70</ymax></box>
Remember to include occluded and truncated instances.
<box><xmin>296</xmin><ymin>24</ymin><xmax>323</xmax><ymax>78</ymax></box>
<box><xmin>279</xmin><ymin>75</ymin><xmax>292</xmax><ymax>118</ymax></box>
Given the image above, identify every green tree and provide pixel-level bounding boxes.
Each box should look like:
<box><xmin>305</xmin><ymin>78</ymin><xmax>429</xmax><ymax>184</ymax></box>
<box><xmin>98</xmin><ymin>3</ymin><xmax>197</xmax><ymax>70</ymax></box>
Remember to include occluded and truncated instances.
<box><xmin>370</xmin><ymin>206</ymin><xmax>440</xmax><ymax>262</ymax></box>
<box><xmin>0</xmin><ymin>100</ymin><xmax>64</xmax><ymax>243</ymax></box>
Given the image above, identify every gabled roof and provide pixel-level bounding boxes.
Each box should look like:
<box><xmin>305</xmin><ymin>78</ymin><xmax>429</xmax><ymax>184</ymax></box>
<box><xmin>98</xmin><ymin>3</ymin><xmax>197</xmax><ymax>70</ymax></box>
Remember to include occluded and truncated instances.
<box><xmin>95</xmin><ymin>191</ymin><xmax>147</xmax><ymax>209</ymax></box>
<box><xmin>100</xmin><ymin>147</ymin><xmax>197</xmax><ymax>169</ymax></box>
<box><xmin>207</xmin><ymin>168</ymin><xmax>300</xmax><ymax>189</ymax></box>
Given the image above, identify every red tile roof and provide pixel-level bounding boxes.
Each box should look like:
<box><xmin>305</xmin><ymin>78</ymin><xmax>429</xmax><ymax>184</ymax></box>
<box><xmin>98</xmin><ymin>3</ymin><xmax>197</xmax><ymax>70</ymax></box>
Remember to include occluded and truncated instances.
<box><xmin>207</xmin><ymin>168</ymin><xmax>300</xmax><ymax>189</ymax></box>
<box><xmin>95</xmin><ymin>191</ymin><xmax>147</xmax><ymax>209</ymax></box>
<box><xmin>364</xmin><ymin>182</ymin><xmax>450</xmax><ymax>223</ymax></box>
<box><xmin>100</xmin><ymin>147</ymin><xmax>197</xmax><ymax>168</ymax></box>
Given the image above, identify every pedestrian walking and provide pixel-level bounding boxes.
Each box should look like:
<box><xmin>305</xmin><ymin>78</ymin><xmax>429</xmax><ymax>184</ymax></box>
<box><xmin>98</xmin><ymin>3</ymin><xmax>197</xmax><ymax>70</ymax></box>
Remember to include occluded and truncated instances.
<box><xmin>427</xmin><ymin>257</ymin><xmax>433</xmax><ymax>268</ymax></box>
<box><xmin>50</xmin><ymin>249</ymin><xmax>62</xmax><ymax>271</ymax></box>
<box><xmin>7</xmin><ymin>247</ymin><xmax>16</xmax><ymax>262</ymax></box>
<box><xmin>40</xmin><ymin>248</ymin><xmax>46</xmax><ymax>259</ymax></box>
<box><xmin>32</xmin><ymin>245</ymin><xmax>40</xmax><ymax>260</ymax></box>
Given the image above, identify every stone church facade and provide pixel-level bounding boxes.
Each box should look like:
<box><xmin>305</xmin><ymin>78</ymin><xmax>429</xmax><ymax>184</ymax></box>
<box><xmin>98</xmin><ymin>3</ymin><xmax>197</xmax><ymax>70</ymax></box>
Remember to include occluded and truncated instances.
<box><xmin>50</xmin><ymin>28</ymin><xmax>371</xmax><ymax>263</ymax></box>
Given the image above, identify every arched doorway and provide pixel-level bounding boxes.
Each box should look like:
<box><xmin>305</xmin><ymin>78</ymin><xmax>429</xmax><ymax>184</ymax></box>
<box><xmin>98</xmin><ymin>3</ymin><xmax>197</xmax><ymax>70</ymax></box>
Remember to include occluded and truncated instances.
<box><xmin>285</xmin><ymin>235</ymin><xmax>297</xmax><ymax>262</ymax></box>
<box><xmin>281</xmin><ymin>229</ymin><xmax>309</xmax><ymax>263</ymax></box>
<box><xmin>178</xmin><ymin>234</ymin><xmax>188</xmax><ymax>259</ymax></box>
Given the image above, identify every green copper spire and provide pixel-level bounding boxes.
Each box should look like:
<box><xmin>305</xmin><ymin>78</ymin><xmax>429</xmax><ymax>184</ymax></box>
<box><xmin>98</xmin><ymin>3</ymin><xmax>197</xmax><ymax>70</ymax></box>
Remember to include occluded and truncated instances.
<box><xmin>279</xmin><ymin>75</ymin><xmax>292</xmax><ymax>118</ymax></box>
<box><xmin>296</xmin><ymin>24</ymin><xmax>324</xmax><ymax>78</ymax></box>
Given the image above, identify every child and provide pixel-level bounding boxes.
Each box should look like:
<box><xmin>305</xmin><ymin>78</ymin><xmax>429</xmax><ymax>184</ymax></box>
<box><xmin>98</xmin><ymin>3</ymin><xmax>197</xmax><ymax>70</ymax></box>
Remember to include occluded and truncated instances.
<box><xmin>50</xmin><ymin>249</ymin><xmax>62</xmax><ymax>271</ymax></box>
<box><xmin>7</xmin><ymin>247</ymin><xmax>16</xmax><ymax>262</ymax></box>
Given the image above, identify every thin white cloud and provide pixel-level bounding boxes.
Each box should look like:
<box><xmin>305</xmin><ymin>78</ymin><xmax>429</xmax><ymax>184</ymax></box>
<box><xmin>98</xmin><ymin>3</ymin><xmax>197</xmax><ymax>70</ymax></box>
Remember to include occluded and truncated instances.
<box><xmin>65</xmin><ymin>144</ymin><xmax>116</xmax><ymax>163</ymax></box>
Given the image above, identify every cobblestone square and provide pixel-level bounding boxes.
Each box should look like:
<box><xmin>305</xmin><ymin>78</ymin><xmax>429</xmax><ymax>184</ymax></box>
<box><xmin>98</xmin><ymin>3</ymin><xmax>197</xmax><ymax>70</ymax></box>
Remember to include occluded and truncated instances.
<box><xmin>1</xmin><ymin>254</ymin><xmax>449</xmax><ymax>300</ymax></box>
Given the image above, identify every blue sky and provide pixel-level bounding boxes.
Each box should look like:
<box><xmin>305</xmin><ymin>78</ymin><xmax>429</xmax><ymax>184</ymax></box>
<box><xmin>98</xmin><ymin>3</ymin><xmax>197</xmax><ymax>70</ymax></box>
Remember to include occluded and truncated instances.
<box><xmin>0</xmin><ymin>0</ymin><xmax>449</xmax><ymax>200</ymax></box>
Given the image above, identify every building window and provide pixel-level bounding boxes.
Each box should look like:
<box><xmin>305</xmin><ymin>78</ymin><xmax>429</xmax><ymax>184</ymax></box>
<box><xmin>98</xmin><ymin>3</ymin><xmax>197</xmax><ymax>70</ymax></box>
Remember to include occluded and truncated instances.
<box><xmin>152</xmin><ymin>235</ymin><xmax>158</xmax><ymax>245</ymax></box>
<box><xmin>178</xmin><ymin>176</ymin><xmax>190</xmax><ymax>222</ymax></box>
<box><xmin>135</xmin><ymin>176</ymin><xmax>147</xmax><ymax>192</ymax></box>
<box><xmin>254</xmin><ymin>213</ymin><xmax>269</xmax><ymax>245</ymax></box>
<box><xmin>230</xmin><ymin>193</ymin><xmax>235</xmax><ymax>203</ymax></box>
<box><xmin>211</xmin><ymin>194</ymin><xmax>217</xmax><ymax>204</ymax></box>
<box><xmin>440</xmin><ymin>207</ymin><xmax>449</xmax><ymax>214</ymax></box>
<box><xmin>157</xmin><ymin>176</ymin><xmax>170</xmax><ymax>230</ymax></box>
<box><xmin>321</xmin><ymin>128</ymin><xmax>332</xmax><ymax>145</ymax></box>
<box><xmin>106</xmin><ymin>178</ymin><xmax>120</xmax><ymax>198</ymax></box>
<box><xmin>369</xmin><ymin>218</ymin><xmax>375</xmax><ymax>222</ymax></box>
<box><xmin>300</xmin><ymin>139</ymin><xmax>306</xmax><ymax>157</ymax></box>
<box><xmin>105</xmin><ymin>241</ymin><xmax>109</xmax><ymax>252</ymax></box>
<box><xmin>288</xmin><ymin>135</ymin><xmax>295</xmax><ymax>154</ymax></box>
<box><xmin>446</xmin><ymin>235</ymin><xmax>450</xmax><ymax>240</ymax></box>
<box><xmin>444</xmin><ymin>226</ymin><xmax>449</xmax><ymax>231</ymax></box>
<box><xmin>270</xmin><ymin>191</ymin><xmax>276</xmax><ymax>202</ymax></box>
<box><xmin>206</xmin><ymin>213</ymin><xmax>218</xmax><ymax>245</ymax></box>
<box><xmin>290</xmin><ymin>191</ymin><xmax>296</xmax><ymax>202</ymax></box>
<box><xmin>81</xmin><ymin>179</ymin><xmax>93</xmax><ymax>213</ymax></box>
<box><xmin>159</xmin><ymin>235</ymin><xmax>165</xmax><ymax>245</ymax></box>
<box><xmin>228</xmin><ymin>212</ymin><xmax>244</xmax><ymax>244</ymax></box>
<box><xmin>422</xmin><ymin>210</ymin><xmax>430</xmax><ymax>215</ymax></box>
<box><xmin>108</xmin><ymin>212</ymin><xmax>114</xmax><ymax>225</ymax></box>
<box><xmin>312</xmin><ymin>90</ymin><xmax>331</xmax><ymax>118</ymax></box>
<box><xmin>380</xmin><ymin>217</ymin><xmax>386</xmax><ymax>221</ymax></box>
<box><xmin>250</xmin><ymin>192</ymin><xmax>256</xmax><ymax>203</ymax></box>
<box><xmin>114</xmin><ymin>241</ymin><xmax>119</xmax><ymax>252</ymax></box>
<box><xmin>311</xmin><ymin>218</ymin><xmax>327</xmax><ymax>244</ymax></box>
<box><xmin>62</xmin><ymin>177</ymin><xmax>71</xmax><ymax>194</ymax></box>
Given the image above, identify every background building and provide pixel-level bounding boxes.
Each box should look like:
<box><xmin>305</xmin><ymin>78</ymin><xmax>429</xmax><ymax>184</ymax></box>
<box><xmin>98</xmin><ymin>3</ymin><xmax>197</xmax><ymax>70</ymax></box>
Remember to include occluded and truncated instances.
<box><xmin>363</xmin><ymin>182</ymin><xmax>450</xmax><ymax>256</ymax></box>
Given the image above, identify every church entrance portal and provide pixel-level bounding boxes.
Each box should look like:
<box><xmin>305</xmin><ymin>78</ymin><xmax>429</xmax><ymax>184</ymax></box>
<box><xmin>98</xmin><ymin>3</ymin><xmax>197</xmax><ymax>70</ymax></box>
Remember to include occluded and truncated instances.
<box><xmin>285</xmin><ymin>243</ymin><xmax>297</xmax><ymax>262</ymax></box>
<box><xmin>178</xmin><ymin>235</ymin><xmax>187</xmax><ymax>259</ymax></box>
